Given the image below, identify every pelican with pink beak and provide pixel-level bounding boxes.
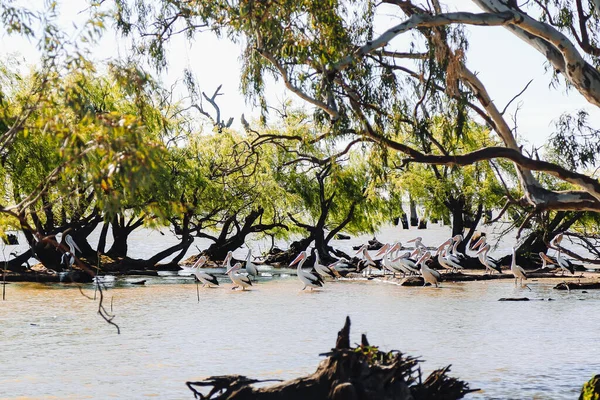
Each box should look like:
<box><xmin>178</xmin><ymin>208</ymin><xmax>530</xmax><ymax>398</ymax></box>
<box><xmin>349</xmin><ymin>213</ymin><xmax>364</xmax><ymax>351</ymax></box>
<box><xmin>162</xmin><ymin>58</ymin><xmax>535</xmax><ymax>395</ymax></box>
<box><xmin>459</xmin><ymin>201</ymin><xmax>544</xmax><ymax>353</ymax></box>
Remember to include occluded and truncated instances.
<box><xmin>290</xmin><ymin>251</ymin><xmax>324</xmax><ymax>290</ymax></box>
<box><xmin>224</xmin><ymin>251</ymin><xmax>252</xmax><ymax>291</ymax></box>
<box><xmin>190</xmin><ymin>255</ymin><xmax>219</xmax><ymax>287</ymax></box>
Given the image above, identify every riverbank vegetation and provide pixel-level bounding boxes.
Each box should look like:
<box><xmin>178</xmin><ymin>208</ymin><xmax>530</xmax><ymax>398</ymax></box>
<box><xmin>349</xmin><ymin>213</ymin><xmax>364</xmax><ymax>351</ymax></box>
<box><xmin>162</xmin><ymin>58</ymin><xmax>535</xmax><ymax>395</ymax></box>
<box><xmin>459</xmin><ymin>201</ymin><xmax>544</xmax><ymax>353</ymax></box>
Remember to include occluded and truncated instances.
<box><xmin>1</xmin><ymin>0</ymin><xmax>600</xmax><ymax>280</ymax></box>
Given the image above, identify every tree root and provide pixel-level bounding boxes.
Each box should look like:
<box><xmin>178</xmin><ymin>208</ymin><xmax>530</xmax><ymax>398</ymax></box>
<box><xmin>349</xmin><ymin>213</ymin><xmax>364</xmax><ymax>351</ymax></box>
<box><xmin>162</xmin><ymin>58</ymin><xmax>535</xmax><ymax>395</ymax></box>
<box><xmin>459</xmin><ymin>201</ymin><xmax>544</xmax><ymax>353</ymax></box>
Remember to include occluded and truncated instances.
<box><xmin>186</xmin><ymin>316</ymin><xmax>478</xmax><ymax>399</ymax></box>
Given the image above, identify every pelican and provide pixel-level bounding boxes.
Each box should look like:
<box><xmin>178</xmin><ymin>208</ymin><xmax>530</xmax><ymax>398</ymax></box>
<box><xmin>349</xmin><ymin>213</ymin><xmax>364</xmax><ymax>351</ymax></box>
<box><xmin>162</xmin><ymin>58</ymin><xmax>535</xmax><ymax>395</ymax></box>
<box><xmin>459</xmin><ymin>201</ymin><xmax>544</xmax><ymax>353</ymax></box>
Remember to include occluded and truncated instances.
<box><xmin>435</xmin><ymin>243</ymin><xmax>456</xmax><ymax>273</ymax></box>
<box><xmin>355</xmin><ymin>244</ymin><xmax>377</xmax><ymax>276</ymax></box>
<box><xmin>374</xmin><ymin>243</ymin><xmax>394</xmax><ymax>275</ymax></box>
<box><xmin>313</xmin><ymin>251</ymin><xmax>340</xmax><ymax>278</ymax></box>
<box><xmin>61</xmin><ymin>234</ymin><xmax>81</xmax><ymax>268</ymax></box>
<box><xmin>407</xmin><ymin>236</ymin><xmax>425</xmax><ymax>250</ymax></box>
<box><xmin>470</xmin><ymin>235</ymin><xmax>487</xmax><ymax>252</ymax></box>
<box><xmin>290</xmin><ymin>251</ymin><xmax>324</xmax><ymax>290</ymax></box>
<box><xmin>226</xmin><ymin>259</ymin><xmax>252</xmax><ymax>291</ymax></box>
<box><xmin>375</xmin><ymin>243</ymin><xmax>406</xmax><ymax>277</ymax></box>
<box><xmin>327</xmin><ymin>258</ymin><xmax>351</xmax><ymax>275</ymax></box>
<box><xmin>446</xmin><ymin>234</ymin><xmax>465</xmax><ymax>262</ymax></box>
<box><xmin>539</xmin><ymin>252</ymin><xmax>554</xmax><ymax>269</ymax></box>
<box><xmin>418</xmin><ymin>251</ymin><xmax>440</xmax><ymax>287</ymax></box>
<box><xmin>190</xmin><ymin>255</ymin><xmax>219</xmax><ymax>287</ymax></box>
<box><xmin>244</xmin><ymin>249</ymin><xmax>259</xmax><ymax>279</ymax></box>
<box><xmin>550</xmin><ymin>232</ymin><xmax>564</xmax><ymax>248</ymax></box>
<box><xmin>476</xmin><ymin>243</ymin><xmax>502</xmax><ymax>274</ymax></box>
<box><xmin>395</xmin><ymin>248</ymin><xmax>420</xmax><ymax>275</ymax></box>
<box><xmin>555</xmin><ymin>250</ymin><xmax>575</xmax><ymax>275</ymax></box>
<box><xmin>510</xmin><ymin>247</ymin><xmax>527</xmax><ymax>287</ymax></box>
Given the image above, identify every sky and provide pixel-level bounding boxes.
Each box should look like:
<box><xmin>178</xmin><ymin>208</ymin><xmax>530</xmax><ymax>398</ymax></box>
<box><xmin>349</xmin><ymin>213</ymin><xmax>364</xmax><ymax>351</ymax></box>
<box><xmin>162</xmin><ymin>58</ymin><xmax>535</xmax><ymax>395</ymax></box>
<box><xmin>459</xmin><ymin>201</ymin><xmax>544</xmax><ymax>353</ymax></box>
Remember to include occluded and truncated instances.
<box><xmin>1</xmin><ymin>0</ymin><xmax>599</xmax><ymax>149</ymax></box>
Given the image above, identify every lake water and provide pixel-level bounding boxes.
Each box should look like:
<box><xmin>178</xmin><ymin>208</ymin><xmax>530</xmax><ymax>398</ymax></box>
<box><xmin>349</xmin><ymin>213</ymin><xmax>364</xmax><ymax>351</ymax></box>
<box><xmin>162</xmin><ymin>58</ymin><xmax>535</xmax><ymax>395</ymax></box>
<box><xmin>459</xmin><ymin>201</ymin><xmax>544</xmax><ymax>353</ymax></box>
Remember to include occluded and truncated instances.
<box><xmin>1</xmin><ymin>224</ymin><xmax>599</xmax><ymax>399</ymax></box>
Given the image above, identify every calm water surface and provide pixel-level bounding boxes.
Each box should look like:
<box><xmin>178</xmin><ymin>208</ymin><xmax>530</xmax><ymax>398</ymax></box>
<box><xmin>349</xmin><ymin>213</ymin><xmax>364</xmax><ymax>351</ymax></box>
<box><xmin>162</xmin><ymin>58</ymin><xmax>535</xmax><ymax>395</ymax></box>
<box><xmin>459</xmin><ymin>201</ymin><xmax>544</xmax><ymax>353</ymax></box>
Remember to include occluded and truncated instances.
<box><xmin>1</xmin><ymin>275</ymin><xmax>599</xmax><ymax>399</ymax></box>
<box><xmin>2</xmin><ymin>224</ymin><xmax>600</xmax><ymax>399</ymax></box>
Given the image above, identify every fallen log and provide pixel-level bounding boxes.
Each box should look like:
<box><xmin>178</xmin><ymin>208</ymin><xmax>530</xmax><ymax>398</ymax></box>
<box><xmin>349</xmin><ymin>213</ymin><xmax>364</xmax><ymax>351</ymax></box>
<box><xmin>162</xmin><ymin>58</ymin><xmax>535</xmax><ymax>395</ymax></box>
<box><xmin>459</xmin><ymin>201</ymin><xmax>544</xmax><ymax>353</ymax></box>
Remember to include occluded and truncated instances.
<box><xmin>554</xmin><ymin>281</ymin><xmax>600</xmax><ymax>291</ymax></box>
<box><xmin>186</xmin><ymin>316</ymin><xmax>478</xmax><ymax>399</ymax></box>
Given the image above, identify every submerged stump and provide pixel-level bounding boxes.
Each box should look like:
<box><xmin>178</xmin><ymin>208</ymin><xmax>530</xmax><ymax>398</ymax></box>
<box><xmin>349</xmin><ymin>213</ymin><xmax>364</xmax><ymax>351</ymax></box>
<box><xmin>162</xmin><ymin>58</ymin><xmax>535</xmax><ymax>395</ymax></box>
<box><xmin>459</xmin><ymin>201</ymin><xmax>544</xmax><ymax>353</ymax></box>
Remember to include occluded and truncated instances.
<box><xmin>186</xmin><ymin>316</ymin><xmax>477</xmax><ymax>399</ymax></box>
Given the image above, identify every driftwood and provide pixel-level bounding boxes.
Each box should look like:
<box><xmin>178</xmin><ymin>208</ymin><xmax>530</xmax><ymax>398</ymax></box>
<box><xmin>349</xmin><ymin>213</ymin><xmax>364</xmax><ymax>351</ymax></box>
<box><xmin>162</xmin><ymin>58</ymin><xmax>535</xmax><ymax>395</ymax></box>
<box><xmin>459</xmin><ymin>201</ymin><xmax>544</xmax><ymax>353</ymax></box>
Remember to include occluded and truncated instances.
<box><xmin>554</xmin><ymin>281</ymin><xmax>600</xmax><ymax>291</ymax></box>
<box><xmin>186</xmin><ymin>316</ymin><xmax>477</xmax><ymax>399</ymax></box>
<box><xmin>352</xmin><ymin>237</ymin><xmax>384</xmax><ymax>251</ymax></box>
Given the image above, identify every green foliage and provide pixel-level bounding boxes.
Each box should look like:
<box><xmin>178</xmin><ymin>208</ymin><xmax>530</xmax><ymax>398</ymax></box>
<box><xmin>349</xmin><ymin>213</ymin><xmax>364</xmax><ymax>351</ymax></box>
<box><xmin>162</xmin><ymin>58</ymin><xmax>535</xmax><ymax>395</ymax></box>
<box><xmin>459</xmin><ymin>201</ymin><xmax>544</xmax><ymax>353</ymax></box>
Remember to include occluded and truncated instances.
<box><xmin>580</xmin><ymin>374</ymin><xmax>600</xmax><ymax>400</ymax></box>
<box><xmin>1</xmin><ymin>62</ymin><xmax>170</xmax><ymax>231</ymax></box>
<box><xmin>388</xmin><ymin>116</ymin><xmax>510</xmax><ymax>225</ymax></box>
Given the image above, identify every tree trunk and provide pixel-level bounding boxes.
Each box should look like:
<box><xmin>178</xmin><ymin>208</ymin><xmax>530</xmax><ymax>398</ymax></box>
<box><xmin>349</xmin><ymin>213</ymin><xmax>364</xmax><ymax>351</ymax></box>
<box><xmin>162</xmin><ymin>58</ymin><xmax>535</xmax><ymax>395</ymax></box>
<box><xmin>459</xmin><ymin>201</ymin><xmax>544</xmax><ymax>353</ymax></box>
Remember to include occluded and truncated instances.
<box><xmin>106</xmin><ymin>226</ymin><xmax>130</xmax><ymax>258</ymax></box>
<box><xmin>97</xmin><ymin>221</ymin><xmax>110</xmax><ymax>255</ymax></box>
<box><xmin>203</xmin><ymin>209</ymin><xmax>264</xmax><ymax>261</ymax></box>
<box><xmin>410</xmin><ymin>198</ymin><xmax>418</xmax><ymax>226</ymax></box>
<box><xmin>5</xmin><ymin>250</ymin><xmax>33</xmax><ymax>273</ymax></box>
<box><xmin>263</xmin><ymin>236</ymin><xmax>314</xmax><ymax>265</ymax></box>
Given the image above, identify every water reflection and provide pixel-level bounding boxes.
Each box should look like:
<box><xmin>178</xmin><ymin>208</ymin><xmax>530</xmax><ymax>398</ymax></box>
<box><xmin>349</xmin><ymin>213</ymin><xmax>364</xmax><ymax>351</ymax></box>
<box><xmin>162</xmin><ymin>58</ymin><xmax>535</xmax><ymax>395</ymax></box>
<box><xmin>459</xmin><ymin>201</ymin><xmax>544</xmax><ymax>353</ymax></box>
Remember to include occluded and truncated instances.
<box><xmin>1</xmin><ymin>277</ymin><xmax>599</xmax><ymax>399</ymax></box>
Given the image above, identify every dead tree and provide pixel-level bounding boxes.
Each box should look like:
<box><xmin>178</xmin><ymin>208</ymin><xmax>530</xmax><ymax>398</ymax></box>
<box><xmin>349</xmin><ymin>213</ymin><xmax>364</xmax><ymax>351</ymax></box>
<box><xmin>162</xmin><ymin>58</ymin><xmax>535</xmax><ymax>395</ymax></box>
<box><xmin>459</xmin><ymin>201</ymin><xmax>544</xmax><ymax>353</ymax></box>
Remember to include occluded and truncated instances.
<box><xmin>186</xmin><ymin>316</ymin><xmax>477</xmax><ymax>399</ymax></box>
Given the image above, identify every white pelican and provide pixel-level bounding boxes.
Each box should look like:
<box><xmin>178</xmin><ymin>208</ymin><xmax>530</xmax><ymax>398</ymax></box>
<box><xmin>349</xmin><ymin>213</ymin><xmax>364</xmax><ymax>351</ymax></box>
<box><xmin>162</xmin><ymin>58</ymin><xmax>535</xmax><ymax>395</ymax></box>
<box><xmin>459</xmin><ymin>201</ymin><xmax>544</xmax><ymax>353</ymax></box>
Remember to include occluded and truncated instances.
<box><xmin>327</xmin><ymin>258</ymin><xmax>350</xmax><ymax>275</ymax></box>
<box><xmin>407</xmin><ymin>236</ymin><xmax>425</xmax><ymax>250</ymax></box>
<box><xmin>226</xmin><ymin>261</ymin><xmax>252</xmax><ymax>291</ymax></box>
<box><xmin>555</xmin><ymin>250</ymin><xmax>575</xmax><ymax>275</ymax></box>
<box><xmin>355</xmin><ymin>244</ymin><xmax>376</xmax><ymax>276</ymax></box>
<box><xmin>313</xmin><ymin>251</ymin><xmax>340</xmax><ymax>278</ymax></box>
<box><xmin>290</xmin><ymin>251</ymin><xmax>323</xmax><ymax>290</ymax></box>
<box><xmin>61</xmin><ymin>234</ymin><xmax>81</xmax><ymax>268</ymax></box>
<box><xmin>244</xmin><ymin>249</ymin><xmax>259</xmax><ymax>279</ymax></box>
<box><xmin>550</xmin><ymin>232</ymin><xmax>564</xmax><ymax>248</ymax></box>
<box><xmin>476</xmin><ymin>243</ymin><xmax>502</xmax><ymax>274</ymax></box>
<box><xmin>394</xmin><ymin>254</ymin><xmax>419</xmax><ymax>275</ymax></box>
<box><xmin>435</xmin><ymin>245</ymin><xmax>456</xmax><ymax>274</ymax></box>
<box><xmin>450</xmin><ymin>234</ymin><xmax>466</xmax><ymax>260</ymax></box>
<box><xmin>190</xmin><ymin>255</ymin><xmax>219</xmax><ymax>287</ymax></box>
<box><xmin>374</xmin><ymin>243</ymin><xmax>394</xmax><ymax>275</ymax></box>
<box><xmin>539</xmin><ymin>252</ymin><xmax>555</xmax><ymax>270</ymax></box>
<box><xmin>470</xmin><ymin>235</ymin><xmax>487</xmax><ymax>252</ymax></box>
<box><xmin>418</xmin><ymin>251</ymin><xmax>440</xmax><ymax>287</ymax></box>
<box><xmin>510</xmin><ymin>247</ymin><xmax>527</xmax><ymax>287</ymax></box>
<box><xmin>375</xmin><ymin>243</ymin><xmax>406</xmax><ymax>277</ymax></box>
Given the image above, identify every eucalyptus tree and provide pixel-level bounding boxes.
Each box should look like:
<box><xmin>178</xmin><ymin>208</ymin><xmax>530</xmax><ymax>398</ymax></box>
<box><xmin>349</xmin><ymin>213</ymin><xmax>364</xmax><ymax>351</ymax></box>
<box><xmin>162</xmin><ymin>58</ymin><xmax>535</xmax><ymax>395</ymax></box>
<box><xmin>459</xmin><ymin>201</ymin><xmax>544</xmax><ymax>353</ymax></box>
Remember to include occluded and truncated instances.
<box><xmin>259</xmin><ymin>112</ymin><xmax>398</xmax><ymax>263</ymax></box>
<box><xmin>1</xmin><ymin>65</ymin><xmax>169</xmax><ymax>271</ymax></box>
<box><xmin>391</xmin><ymin>117</ymin><xmax>511</xmax><ymax>247</ymax></box>
<box><xmin>109</xmin><ymin>0</ymin><xmax>600</xmax><ymax>263</ymax></box>
<box><xmin>187</xmin><ymin>129</ymin><xmax>291</xmax><ymax>261</ymax></box>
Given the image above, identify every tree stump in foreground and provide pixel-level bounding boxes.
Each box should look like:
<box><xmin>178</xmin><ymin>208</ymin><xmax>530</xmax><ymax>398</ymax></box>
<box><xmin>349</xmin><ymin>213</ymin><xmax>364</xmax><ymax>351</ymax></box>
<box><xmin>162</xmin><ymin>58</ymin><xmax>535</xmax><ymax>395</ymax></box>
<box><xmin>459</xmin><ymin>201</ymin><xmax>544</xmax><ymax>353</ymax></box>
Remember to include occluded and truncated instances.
<box><xmin>186</xmin><ymin>316</ymin><xmax>478</xmax><ymax>399</ymax></box>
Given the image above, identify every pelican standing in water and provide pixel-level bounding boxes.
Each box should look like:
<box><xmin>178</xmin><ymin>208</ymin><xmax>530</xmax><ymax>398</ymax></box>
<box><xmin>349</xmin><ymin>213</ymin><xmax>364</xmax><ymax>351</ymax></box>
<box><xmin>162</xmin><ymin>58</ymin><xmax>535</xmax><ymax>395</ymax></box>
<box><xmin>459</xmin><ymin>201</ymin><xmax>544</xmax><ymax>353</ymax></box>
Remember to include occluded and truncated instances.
<box><xmin>313</xmin><ymin>251</ymin><xmax>340</xmax><ymax>279</ymax></box>
<box><xmin>290</xmin><ymin>251</ymin><xmax>324</xmax><ymax>290</ymax></box>
<box><xmin>190</xmin><ymin>256</ymin><xmax>219</xmax><ymax>287</ymax></box>
<box><xmin>226</xmin><ymin>261</ymin><xmax>253</xmax><ymax>291</ymax></box>
<box><xmin>418</xmin><ymin>251</ymin><xmax>440</xmax><ymax>287</ymax></box>
<box><xmin>510</xmin><ymin>247</ymin><xmax>527</xmax><ymax>287</ymax></box>
<box><xmin>244</xmin><ymin>249</ymin><xmax>259</xmax><ymax>280</ymax></box>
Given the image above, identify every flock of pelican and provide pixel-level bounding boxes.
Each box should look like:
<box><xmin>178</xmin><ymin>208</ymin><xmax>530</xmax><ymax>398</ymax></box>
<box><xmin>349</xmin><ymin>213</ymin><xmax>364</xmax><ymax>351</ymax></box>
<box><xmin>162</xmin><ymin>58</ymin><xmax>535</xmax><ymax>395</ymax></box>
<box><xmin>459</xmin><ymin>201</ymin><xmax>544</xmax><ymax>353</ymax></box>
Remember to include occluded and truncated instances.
<box><xmin>183</xmin><ymin>232</ymin><xmax>574</xmax><ymax>291</ymax></box>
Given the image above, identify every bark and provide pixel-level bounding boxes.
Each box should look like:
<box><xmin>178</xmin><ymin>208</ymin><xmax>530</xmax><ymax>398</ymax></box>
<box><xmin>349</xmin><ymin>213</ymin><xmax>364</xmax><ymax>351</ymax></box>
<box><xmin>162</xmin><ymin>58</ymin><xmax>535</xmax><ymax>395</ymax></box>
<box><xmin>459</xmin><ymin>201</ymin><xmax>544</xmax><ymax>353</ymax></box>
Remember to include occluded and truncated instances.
<box><xmin>263</xmin><ymin>236</ymin><xmax>315</xmax><ymax>266</ymax></box>
<box><xmin>409</xmin><ymin>198</ymin><xmax>418</xmax><ymax>226</ymax></box>
<box><xmin>203</xmin><ymin>208</ymin><xmax>273</xmax><ymax>261</ymax></box>
<box><xmin>5</xmin><ymin>249</ymin><xmax>33</xmax><ymax>273</ymax></box>
<box><xmin>97</xmin><ymin>221</ymin><xmax>110</xmax><ymax>255</ymax></box>
<box><xmin>473</xmin><ymin>0</ymin><xmax>600</xmax><ymax>107</ymax></box>
<box><xmin>186</xmin><ymin>317</ymin><xmax>476</xmax><ymax>399</ymax></box>
<box><xmin>106</xmin><ymin>214</ymin><xmax>145</xmax><ymax>258</ymax></box>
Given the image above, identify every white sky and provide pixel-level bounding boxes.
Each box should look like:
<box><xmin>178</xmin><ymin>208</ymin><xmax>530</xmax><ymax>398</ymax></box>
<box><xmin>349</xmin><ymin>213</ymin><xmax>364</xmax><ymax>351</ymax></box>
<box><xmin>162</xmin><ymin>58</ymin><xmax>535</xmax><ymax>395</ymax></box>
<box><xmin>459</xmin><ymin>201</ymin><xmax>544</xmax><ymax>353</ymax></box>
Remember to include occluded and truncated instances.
<box><xmin>1</xmin><ymin>0</ymin><xmax>598</xmax><ymax>148</ymax></box>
